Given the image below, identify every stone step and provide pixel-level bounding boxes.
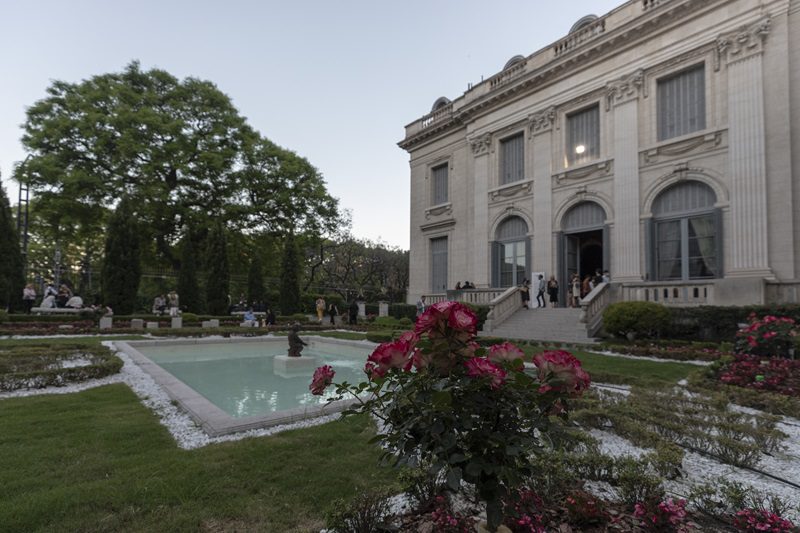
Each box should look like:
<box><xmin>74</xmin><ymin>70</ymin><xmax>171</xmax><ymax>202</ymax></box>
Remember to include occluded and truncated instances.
<box><xmin>483</xmin><ymin>307</ymin><xmax>596</xmax><ymax>343</ymax></box>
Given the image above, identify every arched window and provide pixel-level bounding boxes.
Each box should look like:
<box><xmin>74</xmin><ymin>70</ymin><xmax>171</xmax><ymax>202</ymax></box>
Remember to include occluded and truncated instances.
<box><xmin>651</xmin><ymin>181</ymin><xmax>720</xmax><ymax>280</ymax></box>
<box><xmin>492</xmin><ymin>216</ymin><xmax>529</xmax><ymax>288</ymax></box>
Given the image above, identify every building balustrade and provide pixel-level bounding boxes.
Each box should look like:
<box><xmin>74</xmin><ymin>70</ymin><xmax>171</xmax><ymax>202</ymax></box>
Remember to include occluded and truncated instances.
<box><xmin>619</xmin><ymin>281</ymin><xmax>715</xmax><ymax>306</ymax></box>
<box><xmin>553</xmin><ymin>18</ymin><xmax>606</xmax><ymax>58</ymax></box>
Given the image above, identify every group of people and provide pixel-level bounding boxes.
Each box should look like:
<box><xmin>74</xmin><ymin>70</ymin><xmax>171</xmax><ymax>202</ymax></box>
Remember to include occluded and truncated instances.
<box><xmin>453</xmin><ymin>281</ymin><xmax>476</xmax><ymax>290</ymax></box>
<box><xmin>23</xmin><ymin>282</ymin><xmax>84</xmax><ymax>312</ymax></box>
<box><xmin>519</xmin><ymin>275</ymin><xmax>560</xmax><ymax>309</ymax></box>
<box><xmin>315</xmin><ymin>297</ymin><xmax>359</xmax><ymax>325</ymax></box>
<box><xmin>521</xmin><ymin>269</ymin><xmax>611</xmax><ymax>309</ymax></box>
<box><xmin>151</xmin><ymin>291</ymin><xmax>181</xmax><ymax>316</ymax></box>
<box><xmin>242</xmin><ymin>308</ymin><xmax>277</xmax><ymax>328</ymax></box>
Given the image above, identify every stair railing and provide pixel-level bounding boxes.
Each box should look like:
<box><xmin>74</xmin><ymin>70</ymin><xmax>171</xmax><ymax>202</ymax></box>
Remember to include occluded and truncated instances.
<box><xmin>579</xmin><ymin>282</ymin><xmax>610</xmax><ymax>336</ymax></box>
<box><xmin>483</xmin><ymin>286</ymin><xmax>521</xmax><ymax>333</ymax></box>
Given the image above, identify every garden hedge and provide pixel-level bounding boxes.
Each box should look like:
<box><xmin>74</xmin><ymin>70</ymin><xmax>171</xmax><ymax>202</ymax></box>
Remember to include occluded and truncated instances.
<box><xmin>663</xmin><ymin>304</ymin><xmax>800</xmax><ymax>341</ymax></box>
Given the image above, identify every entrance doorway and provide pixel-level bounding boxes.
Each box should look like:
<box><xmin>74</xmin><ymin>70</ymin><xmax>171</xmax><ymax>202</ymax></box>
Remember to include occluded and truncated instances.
<box><xmin>565</xmin><ymin>230</ymin><xmax>603</xmax><ymax>282</ymax></box>
<box><xmin>559</xmin><ymin>201</ymin><xmax>608</xmax><ymax>304</ymax></box>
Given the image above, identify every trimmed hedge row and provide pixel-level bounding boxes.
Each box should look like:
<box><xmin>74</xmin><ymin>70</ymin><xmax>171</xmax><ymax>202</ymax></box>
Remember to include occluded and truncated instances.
<box><xmin>664</xmin><ymin>304</ymin><xmax>800</xmax><ymax>341</ymax></box>
<box><xmin>0</xmin><ymin>343</ymin><xmax>123</xmax><ymax>391</ymax></box>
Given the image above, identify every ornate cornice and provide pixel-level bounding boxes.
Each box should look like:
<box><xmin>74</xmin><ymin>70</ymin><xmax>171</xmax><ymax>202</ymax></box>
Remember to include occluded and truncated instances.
<box><xmin>488</xmin><ymin>179</ymin><xmax>533</xmax><ymax>202</ymax></box>
<box><xmin>554</xmin><ymin>160</ymin><xmax>613</xmax><ymax>185</ymax></box>
<box><xmin>641</xmin><ymin>130</ymin><xmax>725</xmax><ymax>166</ymax></box>
<box><xmin>425</xmin><ymin>203</ymin><xmax>453</xmax><ymax>220</ymax></box>
<box><xmin>715</xmin><ymin>16</ymin><xmax>771</xmax><ymax>69</ymax></box>
<box><xmin>527</xmin><ymin>107</ymin><xmax>556</xmax><ymax>135</ymax></box>
<box><xmin>420</xmin><ymin>218</ymin><xmax>456</xmax><ymax>233</ymax></box>
<box><xmin>467</xmin><ymin>133</ymin><xmax>492</xmax><ymax>156</ymax></box>
<box><xmin>605</xmin><ymin>69</ymin><xmax>644</xmax><ymax>110</ymax></box>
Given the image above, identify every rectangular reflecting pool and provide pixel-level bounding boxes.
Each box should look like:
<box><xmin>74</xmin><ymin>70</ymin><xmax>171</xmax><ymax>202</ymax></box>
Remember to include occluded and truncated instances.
<box><xmin>114</xmin><ymin>336</ymin><xmax>375</xmax><ymax>436</ymax></box>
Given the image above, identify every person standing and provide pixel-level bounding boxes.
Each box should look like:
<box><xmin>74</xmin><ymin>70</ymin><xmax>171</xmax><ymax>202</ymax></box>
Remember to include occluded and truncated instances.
<box><xmin>315</xmin><ymin>297</ymin><xmax>326</xmax><ymax>322</ymax></box>
<box><xmin>328</xmin><ymin>302</ymin><xmax>339</xmax><ymax>323</ymax></box>
<box><xmin>547</xmin><ymin>276</ymin><xmax>559</xmax><ymax>308</ymax></box>
<box><xmin>536</xmin><ymin>275</ymin><xmax>546</xmax><ymax>308</ymax></box>
<box><xmin>519</xmin><ymin>279</ymin><xmax>530</xmax><ymax>309</ymax></box>
<box><xmin>22</xmin><ymin>284</ymin><xmax>36</xmax><ymax>314</ymax></box>
<box><xmin>416</xmin><ymin>295</ymin><xmax>427</xmax><ymax>318</ymax></box>
<box><xmin>168</xmin><ymin>290</ymin><xmax>180</xmax><ymax>316</ymax></box>
<box><xmin>571</xmin><ymin>274</ymin><xmax>581</xmax><ymax>308</ymax></box>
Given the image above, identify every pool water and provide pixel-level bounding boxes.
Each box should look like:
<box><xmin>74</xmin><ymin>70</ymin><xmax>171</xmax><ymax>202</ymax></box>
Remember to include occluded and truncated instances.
<box><xmin>135</xmin><ymin>341</ymin><xmax>371</xmax><ymax>418</ymax></box>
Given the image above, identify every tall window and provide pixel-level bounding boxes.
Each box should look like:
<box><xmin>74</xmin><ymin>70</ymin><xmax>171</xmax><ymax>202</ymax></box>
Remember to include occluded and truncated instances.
<box><xmin>657</xmin><ymin>64</ymin><xmax>706</xmax><ymax>141</ymax></box>
<box><xmin>653</xmin><ymin>181</ymin><xmax>718</xmax><ymax>280</ymax></box>
<box><xmin>493</xmin><ymin>216</ymin><xmax>529</xmax><ymax>288</ymax></box>
<box><xmin>500</xmin><ymin>133</ymin><xmax>524</xmax><ymax>185</ymax></box>
<box><xmin>431</xmin><ymin>163</ymin><xmax>448</xmax><ymax>205</ymax></box>
<box><xmin>567</xmin><ymin>105</ymin><xmax>600</xmax><ymax>165</ymax></box>
<box><xmin>430</xmin><ymin>237</ymin><xmax>448</xmax><ymax>292</ymax></box>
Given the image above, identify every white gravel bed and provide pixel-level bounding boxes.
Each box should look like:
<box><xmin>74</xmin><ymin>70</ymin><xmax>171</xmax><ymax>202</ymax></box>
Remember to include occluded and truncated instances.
<box><xmin>586</xmin><ymin>428</ymin><xmax>800</xmax><ymax>522</ymax></box>
<box><xmin>587</xmin><ymin>349</ymin><xmax>712</xmax><ymax>366</ymax></box>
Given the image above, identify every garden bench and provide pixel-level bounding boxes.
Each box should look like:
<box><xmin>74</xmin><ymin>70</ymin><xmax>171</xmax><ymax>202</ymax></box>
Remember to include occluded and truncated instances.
<box><xmin>231</xmin><ymin>311</ymin><xmax>266</xmax><ymax>317</ymax></box>
<box><xmin>31</xmin><ymin>307</ymin><xmax>83</xmax><ymax>315</ymax></box>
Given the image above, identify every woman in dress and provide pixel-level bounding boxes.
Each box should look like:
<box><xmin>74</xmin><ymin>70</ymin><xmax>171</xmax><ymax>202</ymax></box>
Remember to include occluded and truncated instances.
<box><xmin>547</xmin><ymin>276</ymin><xmax>559</xmax><ymax>308</ymax></box>
<box><xmin>519</xmin><ymin>279</ymin><xmax>530</xmax><ymax>309</ymax></box>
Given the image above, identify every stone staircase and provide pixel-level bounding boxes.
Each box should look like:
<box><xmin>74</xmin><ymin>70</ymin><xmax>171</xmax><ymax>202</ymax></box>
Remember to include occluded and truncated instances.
<box><xmin>480</xmin><ymin>307</ymin><xmax>596</xmax><ymax>344</ymax></box>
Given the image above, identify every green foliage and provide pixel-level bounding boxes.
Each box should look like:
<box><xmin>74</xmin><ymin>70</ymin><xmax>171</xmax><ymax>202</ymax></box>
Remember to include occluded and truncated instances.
<box><xmin>389</xmin><ymin>303</ymin><xmax>416</xmax><ymax>321</ymax></box>
<box><xmin>465</xmin><ymin>304</ymin><xmax>490</xmax><ymax>331</ymax></box>
<box><xmin>177</xmin><ymin>232</ymin><xmax>203</xmax><ymax>313</ymax></box>
<box><xmin>324</xmin><ymin>489</ymin><xmax>393</xmax><ymax>533</ymax></box>
<box><xmin>205</xmin><ymin>223</ymin><xmax>230</xmax><ymax>315</ymax></box>
<box><xmin>0</xmin><ymin>310</ymin><xmax>7</xmax><ymax>323</ymax></box>
<box><xmin>603</xmin><ymin>301</ymin><xmax>671</xmax><ymax>339</ymax></box>
<box><xmin>279</xmin><ymin>233</ymin><xmax>301</xmax><ymax>315</ymax></box>
<box><xmin>666</xmin><ymin>304</ymin><xmax>800</xmax><ymax>341</ymax></box>
<box><xmin>101</xmin><ymin>198</ymin><xmax>141</xmax><ymax>314</ymax></box>
<box><xmin>0</xmin><ymin>185</ymin><xmax>24</xmax><ymax>312</ymax></box>
<box><xmin>365</xmin><ymin>331</ymin><xmax>393</xmax><ymax>343</ymax></box>
<box><xmin>398</xmin><ymin>464</ymin><xmax>444</xmax><ymax>512</ymax></box>
<box><xmin>0</xmin><ymin>343</ymin><xmax>122</xmax><ymax>391</ymax></box>
<box><xmin>246</xmin><ymin>255</ymin><xmax>265</xmax><ymax>305</ymax></box>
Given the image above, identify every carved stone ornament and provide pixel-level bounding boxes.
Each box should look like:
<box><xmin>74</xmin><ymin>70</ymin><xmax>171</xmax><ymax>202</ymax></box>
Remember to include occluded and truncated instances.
<box><xmin>488</xmin><ymin>179</ymin><xmax>533</xmax><ymax>201</ymax></box>
<box><xmin>641</xmin><ymin>130</ymin><xmax>724</xmax><ymax>165</ymax></box>
<box><xmin>528</xmin><ymin>107</ymin><xmax>556</xmax><ymax>134</ymax></box>
<box><xmin>715</xmin><ymin>17</ymin><xmax>771</xmax><ymax>69</ymax></box>
<box><xmin>468</xmin><ymin>133</ymin><xmax>492</xmax><ymax>156</ymax></box>
<box><xmin>554</xmin><ymin>160</ymin><xmax>612</xmax><ymax>185</ymax></box>
<box><xmin>605</xmin><ymin>69</ymin><xmax>644</xmax><ymax>110</ymax></box>
<box><xmin>425</xmin><ymin>203</ymin><xmax>453</xmax><ymax>220</ymax></box>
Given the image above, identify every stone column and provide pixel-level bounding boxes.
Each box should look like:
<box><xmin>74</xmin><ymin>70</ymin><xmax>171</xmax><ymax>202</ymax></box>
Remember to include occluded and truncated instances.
<box><xmin>718</xmin><ymin>17</ymin><xmax>773</xmax><ymax>277</ymax></box>
<box><xmin>469</xmin><ymin>133</ymin><xmax>492</xmax><ymax>286</ymax></box>
<box><xmin>606</xmin><ymin>69</ymin><xmax>644</xmax><ymax>281</ymax></box>
<box><xmin>529</xmin><ymin>107</ymin><xmax>555</xmax><ymax>276</ymax></box>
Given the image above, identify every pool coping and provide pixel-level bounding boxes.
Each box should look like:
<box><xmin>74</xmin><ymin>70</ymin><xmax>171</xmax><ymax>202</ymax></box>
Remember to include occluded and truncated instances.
<box><xmin>113</xmin><ymin>335</ymin><xmax>377</xmax><ymax>437</ymax></box>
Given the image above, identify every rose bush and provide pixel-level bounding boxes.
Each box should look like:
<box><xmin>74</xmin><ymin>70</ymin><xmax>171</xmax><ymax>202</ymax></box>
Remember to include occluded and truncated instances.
<box><xmin>309</xmin><ymin>300</ymin><xmax>590</xmax><ymax>531</ymax></box>
<box><xmin>735</xmin><ymin>313</ymin><xmax>797</xmax><ymax>358</ymax></box>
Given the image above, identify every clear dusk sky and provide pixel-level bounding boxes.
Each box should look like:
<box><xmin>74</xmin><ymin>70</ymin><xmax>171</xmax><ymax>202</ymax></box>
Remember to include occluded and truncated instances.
<box><xmin>0</xmin><ymin>0</ymin><xmax>623</xmax><ymax>250</ymax></box>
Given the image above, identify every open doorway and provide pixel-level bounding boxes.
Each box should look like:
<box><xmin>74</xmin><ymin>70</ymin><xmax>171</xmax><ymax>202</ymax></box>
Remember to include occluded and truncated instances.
<box><xmin>565</xmin><ymin>230</ymin><xmax>603</xmax><ymax>283</ymax></box>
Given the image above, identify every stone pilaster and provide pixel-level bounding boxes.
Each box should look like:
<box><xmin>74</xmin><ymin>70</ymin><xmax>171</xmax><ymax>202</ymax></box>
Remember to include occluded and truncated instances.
<box><xmin>718</xmin><ymin>18</ymin><xmax>773</xmax><ymax>277</ymax></box>
<box><xmin>529</xmin><ymin>107</ymin><xmax>555</xmax><ymax>276</ymax></box>
<box><xmin>469</xmin><ymin>133</ymin><xmax>492</xmax><ymax>286</ymax></box>
<box><xmin>607</xmin><ymin>70</ymin><xmax>644</xmax><ymax>281</ymax></box>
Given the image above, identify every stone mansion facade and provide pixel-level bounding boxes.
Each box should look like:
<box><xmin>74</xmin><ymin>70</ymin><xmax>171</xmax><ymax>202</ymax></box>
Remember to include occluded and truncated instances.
<box><xmin>400</xmin><ymin>0</ymin><xmax>800</xmax><ymax>309</ymax></box>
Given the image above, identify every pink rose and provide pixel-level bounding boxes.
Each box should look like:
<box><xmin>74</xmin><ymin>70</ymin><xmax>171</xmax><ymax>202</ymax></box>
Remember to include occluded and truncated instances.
<box><xmin>447</xmin><ymin>305</ymin><xmax>478</xmax><ymax>335</ymax></box>
<box><xmin>488</xmin><ymin>342</ymin><xmax>525</xmax><ymax>363</ymax></box>
<box><xmin>465</xmin><ymin>357</ymin><xmax>507</xmax><ymax>389</ymax></box>
<box><xmin>365</xmin><ymin>339</ymin><xmax>415</xmax><ymax>379</ymax></box>
<box><xmin>309</xmin><ymin>365</ymin><xmax>335</xmax><ymax>395</ymax></box>
<box><xmin>763</xmin><ymin>331</ymin><xmax>778</xmax><ymax>340</ymax></box>
<box><xmin>397</xmin><ymin>330</ymin><xmax>419</xmax><ymax>345</ymax></box>
<box><xmin>533</xmin><ymin>350</ymin><xmax>590</xmax><ymax>396</ymax></box>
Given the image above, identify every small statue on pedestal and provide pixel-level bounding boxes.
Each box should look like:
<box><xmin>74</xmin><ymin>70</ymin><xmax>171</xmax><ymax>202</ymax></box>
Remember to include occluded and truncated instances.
<box><xmin>287</xmin><ymin>324</ymin><xmax>307</xmax><ymax>357</ymax></box>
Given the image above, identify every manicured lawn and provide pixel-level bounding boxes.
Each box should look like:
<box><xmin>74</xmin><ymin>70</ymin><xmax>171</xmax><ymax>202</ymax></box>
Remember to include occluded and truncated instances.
<box><xmin>522</xmin><ymin>345</ymin><xmax>700</xmax><ymax>388</ymax></box>
<box><xmin>0</xmin><ymin>384</ymin><xmax>399</xmax><ymax>532</ymax></box>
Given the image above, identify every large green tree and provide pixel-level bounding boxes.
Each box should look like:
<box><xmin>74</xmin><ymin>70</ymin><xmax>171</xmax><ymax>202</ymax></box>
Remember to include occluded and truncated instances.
<box><xmin>247</xmin><ymin>255</ymin><xmax>266</xmax><ymax>306</ymax></box>
<box><xmin>205</xmin><ymin>223</ymin><xmax>230</xmax><ymax>315</ymax></box>
<box><xmin>16</xmin><ymin>63</ymin><xmax>345</xmax><ymax>262</ymax></box>
<box><xmin>0</xmin><ymin>184</ymin><xmax>25</xmax><ymax>312</ymax></box>
<box><xmin>101</xmin><ymin>198</ymin><xmax>141</xmax><ymax>314</ymax></box>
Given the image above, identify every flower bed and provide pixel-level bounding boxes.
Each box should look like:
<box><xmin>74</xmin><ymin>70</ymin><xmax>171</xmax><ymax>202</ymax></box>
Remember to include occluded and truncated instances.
<box><xmin>598</xmin><ymin>341</ymin><xmax>728</xmax><ymax>362</ymax></box>
<box><xmin>0</xmin><ymin>343</ymin><xmax>123</xmax><ymax>391</ymax></box>
<box><xmin>717</xmin><ymin>355</ymin><xmax>800</xmax><ymax>398</ymax></box>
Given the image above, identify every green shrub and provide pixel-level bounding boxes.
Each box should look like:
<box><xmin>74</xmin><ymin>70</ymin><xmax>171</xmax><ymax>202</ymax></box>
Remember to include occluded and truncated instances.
<box><xmin>324</xmin><ymin>489</ymin><xmax>393</xmax><ymax>533</ymax></box>
<box><xmin>0</xmin><ymin>310</ymin><xmax>8</xmax><ymax>324</ymax></box>
<box><xmin>465</xmin><ymin>304</ymin><xmax>490</xmax><ymax>331</ymax></box>
<box><xmin>373</xmin><ymin>316</ymin><xmax>402</xmax><ymax>328</ymax></box>
<box><xmin>399</xmin><ymin>465</ymin><xmax>443</xmax><ymax>512</ymax></box>
<box><xmin>181</xmin><ymin>313</ymin><xmax>199</xmax><ymax>323</ymax></box>
<box><xmin>389</xmin><ymin>303</ymin><xmax>416</xmax><ymax>321</ymax></box>
<box><xmin>603</xmin><ymin>301</ymin><xmax>671</xmax><ymax>340</ymax></box>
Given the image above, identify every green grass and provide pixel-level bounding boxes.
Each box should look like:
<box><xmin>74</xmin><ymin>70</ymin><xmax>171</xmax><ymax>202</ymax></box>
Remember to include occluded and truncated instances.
<box><xmin>522</xmin><ymin>345</ymin><xmax>700</xmax><ymax>388</ymax></box>
<box><xmin>0</xmin><ymin>384</ymin><xmax>399</xmax><ymax>532</ymax></box>
<box><xmin>0</xmin><ymin>335</ymin><xmax>148</xmax><ymax>349</ymax></box>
